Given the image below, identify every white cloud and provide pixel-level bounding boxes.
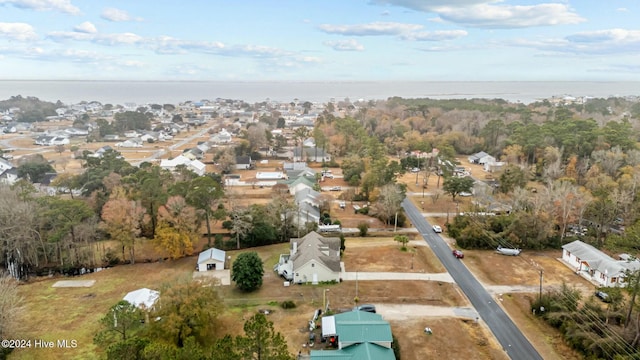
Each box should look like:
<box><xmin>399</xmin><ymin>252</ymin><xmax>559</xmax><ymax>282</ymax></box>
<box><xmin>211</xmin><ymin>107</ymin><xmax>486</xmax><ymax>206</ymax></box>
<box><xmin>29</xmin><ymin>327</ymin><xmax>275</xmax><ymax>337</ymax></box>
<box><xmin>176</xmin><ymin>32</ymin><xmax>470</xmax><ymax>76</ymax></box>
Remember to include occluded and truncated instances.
<box><xmin>564</xmin><ymin>29</ymin><xmax>640</xmax><ymax>53</ymax></box>
<box><xmin>370</xmin><ymin>0</ymin><xmax>494</xmax><ymax>12</ymax></box>
<box><xmin>371</xmin><ymin>0</ymin><xmax>585</xmax><ymax>28</ymax></box>
<box><xmin>73</xmin><ymin>21</ymin><xmax>96</xmax><ymax>34</ymax></box>
<box><xmin>436</xmin><ymin>3</ymin><xmax>585</xmax><ymax>28</ymax></box>
<box><xmin>3</xmin><ymin>45</ymin><xmax>112</xmax><ymax>62</ymax></box>
<box><xmin>48</xmin><ymin>30</ymin><xmax>143</xmax><ymax>45</ymax></box>
<box><xmin>96</xmin><ymin>32</ymin><xmax>143</xmax><ymax>45</ymax></box>
<box><xmin>59</xmin><ymin>48</ymin><xmax>111</xmax><ymax>62</ymax></box>
<box><xmin>0</xmin><ymin>22</ymin><xmax>37</xmax><ymax>41</ymax></box>
<box><xmin>318</xmin><ymin>22</ymin><xmax>422</xmax><ymax>36</ymax></box>
<box><xmin>118</xmin><ymin>60</ymin><xmax>145</xmax><ymax>68</ymax></box>
<box><xmin>101</xmin><ymin>7</ymin><xmax>142</xmax><ymax>22</ymax></box>
<box><xmin>47</xmin><ymin>30</ymin><xmax>91</xmax><ymax>41</ymax></box>
<box><xmin>616</xmin><ymin>7</ymin><xmax>628</xmax><ymax>12</ymax></box>
<box><xmin>319</xmin><ymin>21</ymin><xmax>467</xmax><ymax>43</ymax></box>
<box><xmin>323</xmin><ymin>39</ymin><xmax>365</xmax><ymax>51</ymax></box>
<box><xmin>511</xmin><ymin>29</ymin><xmax>640</xmax><ymax>55</ymax></box>
<box><xmin>300</xmin><ymin>56</ymin><xmax>321</xmax><ymax>63</ymax></box>
<box><xmin>402</xmin><ymin>30</ymin><xmax>467</xmax><ymax>41</ymax></box>
<box><xmin>567</xmin><ymin>29</ymin><xmax>640</xmax><ymax>43</ymax></box>
<box><xmin>0</xmin><ymin>0</ymin><xmax>79</xmax><ymax>14</ymax></box>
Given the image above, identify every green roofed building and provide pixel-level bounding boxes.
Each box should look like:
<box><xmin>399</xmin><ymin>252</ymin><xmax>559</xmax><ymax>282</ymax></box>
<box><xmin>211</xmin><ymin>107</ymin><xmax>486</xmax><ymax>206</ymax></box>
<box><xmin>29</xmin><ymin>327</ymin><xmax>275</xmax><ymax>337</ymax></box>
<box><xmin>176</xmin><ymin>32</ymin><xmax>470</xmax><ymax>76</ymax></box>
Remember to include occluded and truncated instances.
<box><xmin>310</xmin><ymin>311</ymin><xmax>395</xmax><ymax>360</ymax></box>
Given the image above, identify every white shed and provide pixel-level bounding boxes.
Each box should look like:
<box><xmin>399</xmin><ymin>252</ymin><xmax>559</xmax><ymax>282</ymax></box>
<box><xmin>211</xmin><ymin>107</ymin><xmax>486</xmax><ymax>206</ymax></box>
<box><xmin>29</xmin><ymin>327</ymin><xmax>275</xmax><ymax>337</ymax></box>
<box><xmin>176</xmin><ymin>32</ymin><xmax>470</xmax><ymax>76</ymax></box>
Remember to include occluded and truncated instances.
<box><xmin>256</xmin><ymin>172</ymin><xmax>285</xmax><ymax>180</ymax></box>
<box><xmin>123</xmin><ymin>288</ymin><xmax>160</xmax><ymax>310</ymax></box>
<box><xmin>198</xmin><ymin>248</ymin><xmax>226</xmax><ymax>271</ymax></box>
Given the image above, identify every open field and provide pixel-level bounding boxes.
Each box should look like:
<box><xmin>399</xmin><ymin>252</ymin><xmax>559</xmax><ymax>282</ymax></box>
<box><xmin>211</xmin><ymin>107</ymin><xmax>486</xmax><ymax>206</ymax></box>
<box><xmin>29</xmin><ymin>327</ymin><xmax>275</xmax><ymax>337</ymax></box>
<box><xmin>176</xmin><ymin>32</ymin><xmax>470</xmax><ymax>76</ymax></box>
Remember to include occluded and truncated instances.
<box><xmin>11</xmin><ymin>236</ymin><xmax>505</xmax><ymax>359</ymax></box>
<box><xmin>10</xmin><ymin>233</ymin><xmax>584</xmax><ymax>359</ymax></box>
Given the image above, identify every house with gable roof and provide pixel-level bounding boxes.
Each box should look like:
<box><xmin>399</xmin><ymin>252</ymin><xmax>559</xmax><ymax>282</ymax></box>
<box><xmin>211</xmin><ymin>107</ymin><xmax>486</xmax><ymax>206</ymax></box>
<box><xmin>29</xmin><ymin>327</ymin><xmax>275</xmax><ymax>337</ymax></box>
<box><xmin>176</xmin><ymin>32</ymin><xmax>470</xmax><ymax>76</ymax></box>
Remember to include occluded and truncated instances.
<box><xmin>197</xmin><ymin>248</ymin><xmax>227</xmax><ymax>271</ymax></box>
<box><xmin>312</xmin><ymin>311</ymin><xmax>395</xmax><ymax>359</ymax></box>
<box><xmin>276</xmin><ymin>231</ymin><xmax>341</xmax><ymax>284</ymax></box>
<box><xmin>187</xmin><ymin>159</ymin><xmax>206</xmax><ymax>176</ymax></box>
<box><xmin>235</xmin><ymin>155</ymin><xmax>253</xmax><ymax>170</ymax></box>
<box><xmin>210</xmin><ymin>129</ymin><xmax>233</xmax><ymax>144</ymax></box>
<box><xmin>293</xmin><ymin>147</ymin><xmax>331</xmax><ymax>163</ymax></box>
<box><xmin>0</xmin><ymin>157</ymin><xmax>17</xmax><ymax>185</ymax></box>
<box><xmin>562</xmin><ymin>240</ymin><xmax>640</xmax><ymax>287</ymax></box>
<box><xmin>123</xmin><ymin>288</ymin><xmax>160</xmax><ymax>311</ymax></box>
<box><xmin>292</xmin><ymin>187</ymin><xmax>321</xmax><ymax>226</ymax></box>
<box><xmin>160</xmin><ymin>155</ymin><xmax>206</xmax><ymax>176</ymax></box>
<box><xmin>468</xmin><ymin>151</ymin><xmax>495</xmax><ymax>165</ymax></box>
<box><xmin>284</xmin><ymin>176</ymin><xmax>316</xmax><ymax>195</ymax></box>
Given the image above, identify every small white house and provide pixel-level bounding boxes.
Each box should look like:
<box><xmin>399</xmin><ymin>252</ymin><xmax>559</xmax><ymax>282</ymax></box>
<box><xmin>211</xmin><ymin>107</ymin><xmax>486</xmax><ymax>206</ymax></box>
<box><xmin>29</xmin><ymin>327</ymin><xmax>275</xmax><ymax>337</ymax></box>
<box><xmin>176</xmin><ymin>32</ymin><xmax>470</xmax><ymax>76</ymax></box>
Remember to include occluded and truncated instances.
<box><xmin>468</xmin><ymin>151</ymin><xmax>495</xmax><ymax>165</ymax></box>
<box><xmin>187</xmin><ymin>159</ymin><xmax>206</xmax><ymax>176</ymax></box>
<box><xmin>210</xmin><ymin>129</ymin><xmax>232</xmax><ymax>144</ymax></box>
<box><xmin>256</xmin><ymin>172</ymin><xmax>286</xmax><ymax>180</ymax></box>
<box><xmin>160</xmin><ymin>155</ymin><xmax>191</xmax><ymax>171</ymax></box>
<box><xmin>0</xmin><ymin>168</ymin><xmax>18</xmax><ymax>185</ymax></box>
<box><xmin>484</xmin><ymin>159</ymin><xmax>505</xmax><ymax>173</ymax></box>
<box><xmin>123</xmin><ymin>288</ymin><xmax>160</xmax><ymax>310</ymax></box>
<box><xmin>562</xmin><ymin>240</ymin><xmax>640</xmax><ymax>287</ymax></box>
<box><xmin>288</xmin><ymin>231</ymin><xmax>341</xmax><ymax>284</ymax></box>
<box><xmin>197</xmin><ymin>248</ymin><xmax>226</xmax><ymax>271</ymax></box>
<box><xmin>116</xmin><ymin>138</ymin><xmax>143</xmax><ymax>148</ymax></box>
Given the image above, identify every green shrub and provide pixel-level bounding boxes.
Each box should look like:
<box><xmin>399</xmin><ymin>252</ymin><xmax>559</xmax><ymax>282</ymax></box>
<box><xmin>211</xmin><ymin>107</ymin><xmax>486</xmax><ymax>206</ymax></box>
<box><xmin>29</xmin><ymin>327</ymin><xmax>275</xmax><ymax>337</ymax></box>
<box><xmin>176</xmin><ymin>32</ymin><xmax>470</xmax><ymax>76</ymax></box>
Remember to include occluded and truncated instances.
<box><xmin>358</xmin><ymin>223</ymin><xmax>369</xmax><ymax>237</ymax></box>
<box><xmin>280</xmin><ymin>300</ymin><xmax>296</xmax><ymax>309</ymax></box>
<box><xmin>103</xmin><ymin>248</ymin><xmax>120</xmax><ymax>266</ymax></box>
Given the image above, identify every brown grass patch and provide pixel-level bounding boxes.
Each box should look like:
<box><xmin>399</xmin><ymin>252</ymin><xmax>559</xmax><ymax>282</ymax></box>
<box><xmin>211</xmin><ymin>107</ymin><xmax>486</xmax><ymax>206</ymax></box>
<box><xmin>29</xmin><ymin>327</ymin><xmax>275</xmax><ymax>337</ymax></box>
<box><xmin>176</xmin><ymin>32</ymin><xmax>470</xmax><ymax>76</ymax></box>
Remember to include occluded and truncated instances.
<box><xmin>343</xmin><ymin>239</ymin><xmax>444</xmax><ymax>273</ymax></box>
<box><xmin>500</xmin><ymin>293</ymin><xmax>583</xmax><ymax>360</ymax></box>
<box><xmin>391</xmin><ymin>318</ymin><xmax>508</xmax><ymax>360</ymax></box>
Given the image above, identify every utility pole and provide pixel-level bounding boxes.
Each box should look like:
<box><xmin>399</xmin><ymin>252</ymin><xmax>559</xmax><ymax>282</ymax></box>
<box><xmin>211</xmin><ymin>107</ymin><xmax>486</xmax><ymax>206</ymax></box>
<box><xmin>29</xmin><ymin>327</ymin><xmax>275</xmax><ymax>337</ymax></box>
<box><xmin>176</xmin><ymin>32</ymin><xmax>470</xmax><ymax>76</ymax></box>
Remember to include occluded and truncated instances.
<box><xmin>394</xmin><ymin>212</ymin><xmax>398</xmax><ymax>232</ymax></box>
<box><xmin>539</xmin><ymin>269</ymin><xmax>544</xmax><ymax>303</ymax></box>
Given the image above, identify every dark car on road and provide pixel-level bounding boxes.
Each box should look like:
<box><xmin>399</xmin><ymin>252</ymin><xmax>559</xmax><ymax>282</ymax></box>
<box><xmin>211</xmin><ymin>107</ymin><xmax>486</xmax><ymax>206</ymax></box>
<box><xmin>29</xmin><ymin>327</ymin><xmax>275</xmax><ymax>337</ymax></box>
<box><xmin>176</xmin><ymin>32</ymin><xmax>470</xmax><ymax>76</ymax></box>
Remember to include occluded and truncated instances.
<box><xmin>452</xmin><ymin>249</ymin><xmax>464</xmax><ymax>259</ymax></box>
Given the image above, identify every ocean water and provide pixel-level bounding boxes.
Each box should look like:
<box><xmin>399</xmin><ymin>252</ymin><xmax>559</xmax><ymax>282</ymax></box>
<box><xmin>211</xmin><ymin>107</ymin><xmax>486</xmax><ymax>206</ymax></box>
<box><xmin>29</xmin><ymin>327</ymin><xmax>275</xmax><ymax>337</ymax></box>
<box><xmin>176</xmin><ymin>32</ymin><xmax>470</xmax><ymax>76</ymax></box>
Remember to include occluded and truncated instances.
<box><xmin>0</xmin><ymin>80</ymin><xmax>638</xmax><ymax>106</ymax></box>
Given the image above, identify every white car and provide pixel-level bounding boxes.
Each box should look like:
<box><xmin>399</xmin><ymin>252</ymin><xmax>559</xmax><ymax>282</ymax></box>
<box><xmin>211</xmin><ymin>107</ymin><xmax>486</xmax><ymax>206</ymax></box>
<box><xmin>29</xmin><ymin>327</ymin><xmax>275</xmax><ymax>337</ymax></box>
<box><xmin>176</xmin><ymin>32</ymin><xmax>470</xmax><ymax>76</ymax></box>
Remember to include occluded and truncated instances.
<box><xmin>432</xmin><ymin>225</ymin><xmax>442</xmax><ymax>233</ymax></box>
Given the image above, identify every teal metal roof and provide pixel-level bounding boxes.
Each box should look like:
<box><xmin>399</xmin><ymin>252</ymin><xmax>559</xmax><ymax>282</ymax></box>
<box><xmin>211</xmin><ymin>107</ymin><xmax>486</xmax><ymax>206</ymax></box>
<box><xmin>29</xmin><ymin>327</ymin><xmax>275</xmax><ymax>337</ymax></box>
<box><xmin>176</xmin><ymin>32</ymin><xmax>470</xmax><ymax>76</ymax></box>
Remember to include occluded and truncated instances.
<box><xmin>310</xmin><ymin>343</ymin><xmax>395</xmax><ymax>360</ymax></box>
<box><xmin>334</xmin><ymin>311</ymin><xmax>392</xmax><ymax>344</ymax></box>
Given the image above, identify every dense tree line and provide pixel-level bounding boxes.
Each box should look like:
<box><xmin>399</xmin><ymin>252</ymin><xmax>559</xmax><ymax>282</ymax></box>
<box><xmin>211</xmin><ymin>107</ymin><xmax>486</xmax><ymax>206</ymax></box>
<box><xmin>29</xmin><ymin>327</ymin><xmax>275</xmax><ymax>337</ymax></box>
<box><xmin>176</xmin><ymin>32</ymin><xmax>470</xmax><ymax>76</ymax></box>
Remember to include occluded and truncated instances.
<box><xmin>0</xmin><ymin>95</ymin><xmax>60</xmax><ymax>122</ymax></box>
<box><xmin>0</xmin><ymin>146</ymin><xmax>329</xmax><ymax>279</ymax></box>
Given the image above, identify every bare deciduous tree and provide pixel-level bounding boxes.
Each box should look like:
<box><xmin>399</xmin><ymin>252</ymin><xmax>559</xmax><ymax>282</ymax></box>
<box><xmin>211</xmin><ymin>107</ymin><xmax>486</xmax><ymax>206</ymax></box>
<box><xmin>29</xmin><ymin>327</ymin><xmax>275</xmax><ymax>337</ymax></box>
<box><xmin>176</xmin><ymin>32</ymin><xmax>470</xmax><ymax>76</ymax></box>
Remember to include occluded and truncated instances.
<box><xmin>0</xmin><ymin>273</ymin><xmax>23</xmax><ymax>339</ymax></box>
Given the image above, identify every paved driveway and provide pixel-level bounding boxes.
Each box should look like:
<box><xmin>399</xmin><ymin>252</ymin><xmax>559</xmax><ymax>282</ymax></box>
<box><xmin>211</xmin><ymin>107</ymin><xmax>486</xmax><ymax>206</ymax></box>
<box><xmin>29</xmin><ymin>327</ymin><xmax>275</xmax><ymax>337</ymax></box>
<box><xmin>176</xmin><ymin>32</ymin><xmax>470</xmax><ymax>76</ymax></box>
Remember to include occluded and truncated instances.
<box><xmin>341</xmin><ymin>271</ymin><xmax>454</xmax><ymax>283</ymax></box>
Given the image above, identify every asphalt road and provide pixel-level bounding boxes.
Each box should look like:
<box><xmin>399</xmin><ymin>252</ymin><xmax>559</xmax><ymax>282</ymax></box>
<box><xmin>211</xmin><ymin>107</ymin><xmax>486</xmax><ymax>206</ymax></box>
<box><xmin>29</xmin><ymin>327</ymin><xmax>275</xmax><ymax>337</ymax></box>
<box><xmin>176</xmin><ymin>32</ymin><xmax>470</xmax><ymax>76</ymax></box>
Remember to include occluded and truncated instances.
<box><xmin>402</xmin><ymin>198</ymin><xmax>543</xmax><ymax>360</ymax></box>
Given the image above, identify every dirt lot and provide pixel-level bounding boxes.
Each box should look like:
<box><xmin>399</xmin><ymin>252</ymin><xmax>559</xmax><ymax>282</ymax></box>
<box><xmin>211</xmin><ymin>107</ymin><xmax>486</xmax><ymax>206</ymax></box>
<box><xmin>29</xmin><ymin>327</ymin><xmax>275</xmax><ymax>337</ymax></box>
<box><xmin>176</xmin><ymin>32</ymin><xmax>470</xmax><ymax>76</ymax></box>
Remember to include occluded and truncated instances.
<box><xmin>342</xmin><ymin>238</ymin><xmax>445</xmax><ymax>273</ymax></box>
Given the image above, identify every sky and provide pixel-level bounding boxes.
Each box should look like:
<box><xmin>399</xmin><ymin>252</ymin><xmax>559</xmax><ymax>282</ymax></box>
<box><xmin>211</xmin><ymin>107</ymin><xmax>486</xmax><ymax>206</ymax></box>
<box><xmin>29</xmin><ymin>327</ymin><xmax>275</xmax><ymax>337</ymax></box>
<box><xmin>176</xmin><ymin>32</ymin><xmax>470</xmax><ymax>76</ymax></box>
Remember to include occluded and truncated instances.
<box><xmin>1</xmin><ymin>0</ymin><xmax>639</xmax><ymax>82</ymax></box>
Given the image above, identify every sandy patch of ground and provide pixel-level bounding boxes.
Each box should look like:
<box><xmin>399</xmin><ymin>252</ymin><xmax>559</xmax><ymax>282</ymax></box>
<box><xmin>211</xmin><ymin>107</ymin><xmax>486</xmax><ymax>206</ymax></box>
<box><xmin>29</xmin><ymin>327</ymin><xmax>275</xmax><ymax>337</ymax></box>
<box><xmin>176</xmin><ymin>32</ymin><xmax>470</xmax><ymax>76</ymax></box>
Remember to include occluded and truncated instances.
<box><xmin>342</xmin><ymin>240</ymin><xmax>445</xmax><ymax>273</ymax></box>
<box><xmin>462</xmin><ymin>249</ymin><xmax>595</xmax><ymax>295</ymax></box>
<box><xmin>52</xmin><ymin>280</ymin><xmax>96</xmax><ymax>288</ymax></box>
<box><xmin>391</xmin><ymin>318</ymin><xmax>509</xmax><ymax>360</ymax></box>
<box><xmin>192</xmin><ymin>269</ymin><xmax>231</xmax><ymax>285</ymax></box>
<box><xmin>376</xmin><ymin>304</ymin><xmax>478</xmax><ymax>320</ymax></box>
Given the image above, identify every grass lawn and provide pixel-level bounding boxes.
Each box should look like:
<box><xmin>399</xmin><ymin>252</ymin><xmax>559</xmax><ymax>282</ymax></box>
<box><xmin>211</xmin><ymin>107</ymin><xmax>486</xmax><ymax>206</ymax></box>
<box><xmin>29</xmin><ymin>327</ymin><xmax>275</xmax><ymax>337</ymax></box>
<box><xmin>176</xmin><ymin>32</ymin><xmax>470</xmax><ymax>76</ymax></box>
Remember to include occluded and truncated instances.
<box><xmin>11</xmin><ymin>257</ymin><xmax>196</xmax><ymax>360</ymax></box>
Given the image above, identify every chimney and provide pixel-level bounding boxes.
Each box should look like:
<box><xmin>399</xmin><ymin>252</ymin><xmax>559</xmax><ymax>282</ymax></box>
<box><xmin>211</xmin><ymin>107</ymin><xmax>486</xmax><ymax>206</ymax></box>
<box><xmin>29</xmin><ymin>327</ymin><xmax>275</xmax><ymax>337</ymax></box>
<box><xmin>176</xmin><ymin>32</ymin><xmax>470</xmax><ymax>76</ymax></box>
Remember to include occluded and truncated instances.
<box><xmin>292</xmin><ymin>241</ymin><xmax>298</xmax><ymax>255</ymax></box>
